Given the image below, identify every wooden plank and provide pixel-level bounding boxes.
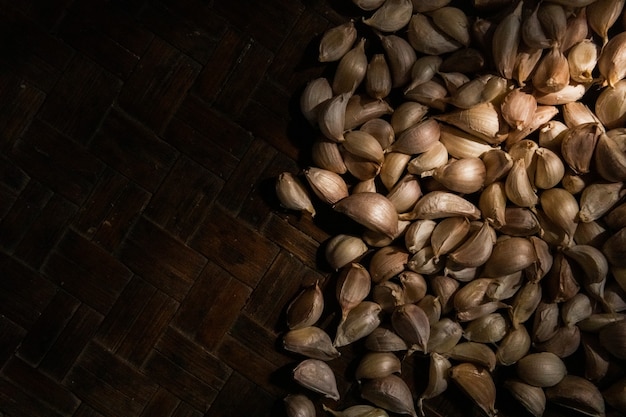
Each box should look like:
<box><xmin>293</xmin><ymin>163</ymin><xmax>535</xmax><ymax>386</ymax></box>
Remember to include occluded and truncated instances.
<box><xmin>262</xmin><ymin>212</ymin><xmax>321</xmax><ymax>269</ymax></box>
<box><xmin>139</xmin><ymin>387</ymin><xmax>180</xmax><ymax>417</ymax></box>
<box><xmin>205</xmin><ymin>372</ymin><xmax>275</xmax><ymax>417</ymax></box>
<box><xmin>0</xmin><ymin>378</ymin><xmax>64</xmax><ymax>417</ymax></box>
<box><xmin>0</xmin><ymin>74</ymin><xmax>46</xmax><ymax>149</ymax></box>
<box><xmin>0</xmin><ymin>316</ymin><xmax>26</xmax><ymax>367</ymax></box>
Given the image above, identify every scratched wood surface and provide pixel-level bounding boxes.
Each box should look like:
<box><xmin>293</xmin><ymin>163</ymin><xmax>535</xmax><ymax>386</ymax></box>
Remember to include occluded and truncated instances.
<box><xmin>0</xmin><ymin>1</ymin><xmax>611</xmax><ymax>417</ymax></box>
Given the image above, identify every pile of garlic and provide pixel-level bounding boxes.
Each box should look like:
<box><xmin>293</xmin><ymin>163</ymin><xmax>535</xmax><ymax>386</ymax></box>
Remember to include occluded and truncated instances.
<box><xmin>276</xmin><ymin>0</ymin><xmax>626</xmax><ymax>416</ymax></box>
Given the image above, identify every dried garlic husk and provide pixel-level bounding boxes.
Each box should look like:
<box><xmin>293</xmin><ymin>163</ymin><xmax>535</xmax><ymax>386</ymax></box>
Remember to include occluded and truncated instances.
<box><xmin>287</xmin><ymin>282</ymin><xmax>325</xmax><ymax>329</ymax></box>
<box><xmin>355</xmin><ymin>352</ymin><xmax>402</xmax><ymax>380</ymax></box>
<box><xmin>363</xmin><ymin>0</ymin><xmax>413</xmax><ymax>33</ymax></box>
<box><xmin>545</xmin><ymin>375</ymin><xmax>606</xmax><ymax>417</ymax></box>
<box><xmin>319</xmin><ymin>21</ymin><xmax>357</xmax><ymax>62</ymax></box>
<box><xmin>366</xmin><ymin>54</ymin><xmax>392</xmax><ymax>100</ymax></box>
<box><xmin>334</xmin><ymin>192</ymin><xmax>399</xmax><ymax>238</ymax></box>
<box><xmin>516</xmin><ymin>352</ymin><xmax>567</xmax><ymax>387</ymax></box>
<box><xmin>598</xmin><ymin>31</ymin><xmax>626</xmax><ymax>87</ymax></box>
<box><xmin>369</xmin><ymin>245</ymin><xmax>409</xmax><ymax>283</ymax></box>
<box><xmin>325</xmin><ymin>234</ymin><xmax>369</xmax><ymax>271</ymax></box>
<box><xmin>336</xmin><ymin>263</ymin><xmax>371</xmax><ymax>320</ymax></box>
<box><xmin>293</xmin><ymin>359</ymin><xmax>340</xmax><ymax>400</ymax></box>
<box><xmin>365</xmin><ymin>327</ymin><xmax>409</xmax><ymax>352</ymax></box>
<box><xmin>284</xmin><ymin>394</ymin><xmax>316</xmax><ymax>417</ymax></box>
<box><xmin>392</xmin><ymin>303</ymin><xmax>431</xmax><ymax>353</ymax></box>
<box><xmin>335</xmin><ymin>301</ymin><xmax>382</xmax><ymax>347</ymax></box>
<box><xmin>360</xmin><ymin>375</ymin><xmax>418</xmax><ymax>417</ymax></box>
<box><xmin>283</xmin><ymin>327</ymin><xmax>341</xmax><ymax>361</ymax></box>
<box><xmin>305</xmin><ymin>167</ymin><xmax>349</xmax><ymax>205</ymax></box>
<box><xmin>449</xmin><ymin>363</ymin><xmax>497</xmax><ymax>417</ymax></box>
<box><xmin>276</xmin><ymin>172</ymin><xmax>316</xmax><ymax>217</ymax></box>
<box><xmin>504</xmin><ymin>379</ymin><xmax>546</xmax><ymax>417</ymax></box>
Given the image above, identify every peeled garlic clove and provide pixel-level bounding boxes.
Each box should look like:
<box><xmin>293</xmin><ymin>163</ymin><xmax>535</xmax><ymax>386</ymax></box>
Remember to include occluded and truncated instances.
<box><xmin>319</xmin><ymin>21</ymin><xmax>357</xmax><ymax>62</ymax></box>
<box><xmin>463</xmin><ymin>312</ymin><xmax>508</xmax><ymax>344</ymax></box>
<box><xmin>335</xmin><ymin>301</ymin><xmax>383</xmax><ymax>347</ymax></box>
<box><xmin>400</xmin><ymin>190</ymin><xmax>481</xmax><ymax>221</ymax></box>
<box><xmin>301</xmin><ymin>78</ymin><xmax>333</xmax><ymax>126</ymax></box>
<box><xmin>428</xmin><ymin>6</ymin><xmax>470</xmax><ymax>47</ymax></box>
<box><xmin>496</xmin><ymin>325</ymin><xmax>531</xmax><ymax>366</ymax></box>
<box><xmin>501</xmin><ymin>89</ymin><xmax>537</xmax><ymax>131</ymax></box>
<box><xmin>334</xmin><ymin>192</ymin><xmax>398</xmax><ymax>238</ymax></box>
<box><xmin>598</xmin><ymin>31</ymin><xmax>626</xmax><ymax>87</ymax></box>
<box><xmin>380</xmin><ymin>34</ymin><xmax>416</xmax><ymax>89</ymax></box>
<box><xmin>407</xmin><ymin>13</ymin><xmax>460</xmax><ymax>56</ymax></box>
<box><xmin>596</xmin><ymin>79</ymin><xmax>626</xmax><ymax>130</ymax></box>
<box><xmin>366</xmin><ymin>54</ymin><xmax>392</xmax><ymax>100</ymax></box>
<box><xmin>363</xmin><ymin>0</ymin><xmax>413</xmax><ymax>33</ymax></box>
<box><xmin>312</xmin><ymin>139</ymin><xmax>347</xmax><ymax>175</ymax></box>
<box><xmin>336</xmin><ymin>263</ymin><xmax>372</xmax><ymax>319</ymax></box>
<box><xmin>482</xmin><ymin>236</ymin><xmax>537</xmax><ymax>277</ymax></box>
<box><xmin>276</xmin><ymin>172</ymin><xmax>316</xmax><ymax>217</ymax></box>
<box><xmin>293</xmin><ymin>359</ymin><xmax>340</xmax><ymax>400</ymax></box>
<box><xmin>504</xmin><ymin>379</ymin><xmax>546</xmax><ymax>417</ymax></box>
<box><xmin>355</xmin><ymin>352</ymin><xmax>402</xmax><ymax>380</ymax></box>
<box><xmin>389</xmin><ymin>118</ymin><xmax>441</xmax><ymax>156</ymax></box>
<box><xmin>287</xmin><ymin>282</ymin><xmax>325</xmax><ymax>329</ymax></box>
<box><xmin>432</xmin><ymin>157</ymin><xmax>486</xmax><ymax>194</ymax></box>
<box><xmin>533</xmin><ymin>147</ymin><xmax>565</xmax><ymax>189</ymax></box>
<box><xmin>284</xmin><ymin>393</ymin><xmax>316</xmax><ymax>417</ymax></box>
<box><xmin>540</xmin><ymin>187</ymin><xmax>580</xmax><ymax>244</ymax></box>
<box><xmin>568</xmin><ymin>39</ymin><xmax>599</xmax><ymax>84</ymax></box>
<box><xmin>545</xmin><ymin>375</ymin><xmax>606</xmax><ymax>417</ymax></box>
<box><xmin>492</xmin><ymin>0</ymin><xmax>522</xmax><ymax>79</ymax></box>
<box><xmin>533</xmin><ymin>46</ymin><xmax>570</xmax><ymax>94</ymax></box>
<box><xmin>305</xmin><ymin>167</ymin><xmax>349</xmax><ymax>205</ymax></box>
<box><xmin>318</xmin><ymin>92</ymin><xmax>351</xmax><ymax>143</ymax></box>
<box><xmin>516</xmin><ymin>352</ymin><xmax>567</xmax><ymax>388</ymax></box>
<box><xmin>360</xmin><ymin>375</ymin><xmax>418</xmax><ymax>417</ymax></box>
<box><xmin>283</xmin><ymin>326</ymin><xmax>341</xmax><ymax>361</ymax></box>
<box><xmin>391</xmin><ymin>303</ymin><xmax>430</xmax><ymax>353</ymax></box>
<box><xmin>325</xmin><ymin>234</ymin><xmax>369</xmax><ymax>271</ymax></box>
<box><xmin>599</xmin><ymin>319</ymin><xmax>626</xmax><ymax>359</ymax></box>
<box><xmin>450</xmin><ymin>362</ymin><xmax>497</xmax><ymax>417</ymax></box>
<box><xmin>365</xmin><ymin>327</ymin><xmax>409</xmax><ymax>352</ymax></box>
<box><xmin>603</xmin><ymin>377</ymin><xmax>626</xmax><ymax>413</ymax></box>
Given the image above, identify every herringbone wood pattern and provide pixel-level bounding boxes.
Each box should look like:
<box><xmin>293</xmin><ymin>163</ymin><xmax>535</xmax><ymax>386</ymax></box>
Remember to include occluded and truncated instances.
<box><xmin>0</xmin><ymin>1</ymin><xmax>589</xmax><ymax>417</ymax></box>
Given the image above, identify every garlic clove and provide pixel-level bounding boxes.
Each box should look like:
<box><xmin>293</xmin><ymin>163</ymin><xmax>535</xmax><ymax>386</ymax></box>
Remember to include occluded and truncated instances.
<box><xmin>545</xmin><ymin>375</ymin><xmax>606</xmax><ymax>417</ymax></box>
<box><xmin>363</xmin><ymin>0</ymin><xmax>413</xmax><ymax>33</ymax></box>
<box><xmin>360</xmin><ymin>375</ymin><xmax>418</xmax><ymax>417</ymax></box>
<box><xmin>319</xmin><ymin>21</ymin><xmax>358</xmax><ymax>63</ymax></box>
<box><xmin>504</xmin><ymin>379</ymin><xmax>546</xmax><ymax>417</ymax></box>
<box><xmin>284</xmin><ymin>394</ymin><xmax>316</xmax><ymax>417</ymax></box>
<box><xmin>286</xmin><ymin>281</ymin><xmax>325</xmax><ymax>329</ymax></box>
<box><xmin>293</xmin><ymin>359</ymin><xmax>340</xmax><ymax>400</ymax></box>
<box><xmin>283</xmin><ymin>326</ymin><xmax>341</xmax><ymax>361</ymax></box>
<box><xmin>516</xmin><ymin>352</ymin><xmax>567</xmax><ymax>388</ymax></box>
<box><xmin>355</xmin><ymin>352</ymin><xmax>402</xmax><ymax>380</ymax></box>
<box><xmin>334</xmin><ymin>192</ymin><xmax>399</xmax><ymax>238</ymax></box>
<box><xmin>276</xmin><ymin>172</ymin><xmax>316</xmax><ymax>217</ymax></box>
<box><xmin>334</xmin><ymin>301</ymin><xmax>383</xmax><ymax>347</ymax></box>
<box><xmin>449</xmin><ymin>362</ymin><xmax>498</xmax><ymax>417</ymax></box>
<box><xmin>391</xmin><ymin>303</ymin><xmax>430</xmax><ymax>353</ymax></box>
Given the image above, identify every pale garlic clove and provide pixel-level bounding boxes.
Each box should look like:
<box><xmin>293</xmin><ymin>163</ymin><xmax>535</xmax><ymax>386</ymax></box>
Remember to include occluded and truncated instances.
<box><xmin>544</xmin><ymin>252</ymin><xmax>581</xmax><ymax>303</ymax></box>
<box><xmin>486</xmin><ymin>271</ymin><xmax>523</xmax><ymax>301</ymax></box>
<box><xmin>318</xmin><ymin>92</ymin><xmax>351</xmax><ymax>142</ymax></box>
<box><xmin>595</xmin><ymin>132</ymin><xmax>626</xmax><ymax>182</ymax></box>
<box><xmin>343</xmin><ymin>151</ymin><xmax>382</xmax><ymax>181</ymax></box>
<box><xmin>304</xmin><ymin>166</ymin><xmax>349</xmax><ymax>205</ymax></box>
<box><xmin>595</xmin><ymin>79</ymin><xmax>626</xmax><ymax>130</ymax></box>
<box><xmin>598</xmin><ymin>31</ymin><xmax>626</xmax><ymax>87</ymax></box>
<box><xmin>400</xmin><ymin>190</ymin><xmax>481</xmax><ymax>221</ymax></box>
<box><xmin>498</xmin><ymin>207</ymin><xmax>541</xmax><ymax>236</ymax></box>
<box><xmin>334</xmin><ymin>301</ymin><xmax>383</xmax><ymax>347</ymax></box>
<box><xmin>284</xmin><ymin>393</ymin><xmax>316</xmax><ymax>417</ymax></box>
<box><xmin>482</xmin><ymin>236</ymin><xmax>537</xmax><ymax>278</ymax></box>
<box><xmin>404</xmin><ymin>79</ymin><xmax>448</xmax><ymax>112</ymax></box>
<box><xmin>407</xmin><ymin>13</ymin><xmax>461</xmax><ymax>56</ymax></box>
<box><xmin>516</xmin><ymin>352</ymin><xmax>567</xmax><ymax>388</ymax></box>
<box><xmin>407</xmin><ymin>245</ymin><xmax>443</xmax><ymax>275</ymax></box>
<box><xmin>403</xmin><ymin>55</ymin><xmax>442</xmax><ymax>94</ymax></box>
<box><xmin>577</xmin><ymin>181</ymin><xmax>625</xmax><ymax>223</ymax></box>
<box><xmin>587</xmin><ymin>0</ymin><xmax>625</xmax><ymax>46</ymax></box>
<box><xmin>325</xmin><ymin>234</ymin><xmax>369</xmax><ymax>271</ymax></box>
<box><xmin>283</xmin><ymin>326</ymin><xmax>341</xmax><ymax>361</ymax></box>
<box><xmin>336</xmin><ymin>263</ymin><xmax>372</xmax><ymax>320</ymax></box>
<box><xmin>479</xmin><ymin>181</ymin><xmax>507</xmax><ymax>229</ymax></box>
<box><xmin>532</xmin><ymin>301</ymin><xmax>560</xmax><ymax>343</ymax></box>
<box><xmin>561</xmin><ymin>293</ymin><xmax>593</xmax><ymax>327</ymax></box>
<box><xmin>505</xmin><ymin>105</ymin><xmax>559</xmax><ymax>148</ymax></box>
<box><xmin>545</xmin><ymin>375</ymin><xmax>606</xmax><ymax>417</ymax></box>
<box><xmin>427</xmin><ymin>318</ymin><xmax>463</xmax><ymax>354</ymax></box>
<box><xmin>276</xmin><ymin>172</ymin><xmax>316</xmax><ymax>217</ymax></box>
<box><xmin>362</xmin><ymin>0</ymin><xmax>413</xmax><ymax>33</ymax></box>
<box><xmin>365</xmin><ymin>327</ymin><xmax>409</xmax><ymax>352</ymax></box>
<box><xmin>481</xmin><ymin>149</ymin><xmax>513</xmax><ymax>186</ymax></box>
<box><xmin>428</xmin><ymin>6</ymin><xmax>470</xmax><ymax>47</ymax></box>
<box><xmin>388</xmin><ymin>118</ymin><xmax>441</xmax><ymax>156</ymax></box>
<box><xmin>366</xmin><ymin>54</ymin><xmax>392</xmax><ymax>100</ymax></box>
<box><xmin>514</xmin><ymin>45</ymin><xmax>543</xmax><ymax>87</ymax></box>
<box><xmin>360</xmin><ymin>375</ymin><xmax>418</xmax><ymax>417</ymax></box>
<box><xmin>361</xmin><ymin>118</ymin><xmax>395</xmax><ymax>150</ymax></box>
<box><xmin>562</xmin><ymin>101</ymin><xmax>603</xmax><ymax>128</ymax></box>
<box><xmin>501</xmin><ymin>88</ymin><xmax>537</xmax><ymax>131</ymax></box>
<box><xmin>430</xmin><ymin>216</ymin><xmax>471</xmax><ymax>261</ymax></box>
<box><xmin>428</xmin><ymin>275</ymin><xmax>457</xmax><ymax>316</ymax></box>
<box><xmin>463</xmin><ymin>312</ymin><xmax>508</xmax><ymax>344</ymax></box>
<box><xmin>390</xmin><ymin>101</ymin><xmax>429</xmax><ymax>135</ymax></box>
<box><xmin>363</xmin><ymin>219</ymin><xmax>411</xmax><ymax>248</ymax></box>
<box><xmin>418</xmin><ymin>352</ymin><xmax>451</xmax><ymax>413</ymax></box>
<box><xmin>510</xmin><ymin>281</ymin><xmax>542</xmax><ymax>326</ymax></box>
<box><xmin>334</xmin><ymin>192</ymin><xmax>399</xmax><ymax>238</ymax></box>
<box><xmin>447</xmin><ymin>221</ymin><xmax>496</xmax><ymax>269</ymax></box>
<box><xmin>560</xmin><ymin>6</ymin><xmax>589</xmax><ymax>53</ymax></box>
<box><xmin>333</xmin><ymin>38</ymin><xmax>368</xmax><ymax>95</ymax></box>
<box><xmin>407</xmin><ymin>141</ymin><xmax>449</xmax><ymax>175</ymax></box>
<box><xmin>301</xmin><ymin>78</ymin><xmax>333</xmax><ymax>126</ymax></box>
<box><xmin>380</xmin><ymin>152</ymin><xmax>411</xmax><ymax>190</ymax></box>
<box><xmin>525</xmin><ymin>235</ymin><xmax>554</xmax><ymax>282</ymax></box>
<box><xmin>496</xmin><ymin>325</ymin><xmax>531</xmax><ymax>366</ymax></box>
<box><xmin>398</xmin><ymin>271</ymin><xmax>427</xmax><ymax>304</ymax></box>
<box><xmin>369</xmin><ymin>245</ymin><xmax>409</xmax><ymax>283</ymax></box>
<box><xmin>432</xmin><ymin>156</ymin><xmax>486</xmax><ymax>194</ymax></box>
<box><xmin>434</xmin><ymin>102</ymin><xmax>507</xmax><ymax>145</ymax></box>
<box><xmin>386</xmin><ymin>174</ymin><xmax>422</xmax><ymax>213</ymax></box>
<box><xmin>504</xmin><ymin>379</ymin><xmax>546</xmax><ymax>417</ymax></box>
<box><xmin>540</xmin><ymin>187</ymin><xmax>580</xmax><ymax>245</ymax></box>
<box><xmin>344</xmin><ymin>130</ymin><xmax>385</xmax><ymax>164</ymax></box>
<box><xmin>567</xmin><ymin>39</ymin><xmax>599</xmax><ymax>84</ymax></box>
<box><xmin>439</xmin><ymin>124</ymin><xmax>494</xmax><ymax>160</ymax></box>
<box><xmin>344</xmin><ymin>94</ymin><xmax>394</xmax><ymax>131</ymax></box>
<box><xmin>293</xmin><ymin>359</ymin><xmax>340</xmax><ymax>400</ymax></box>
<box><xmin>355</xmin><ymin>352</ymin><xmax>402</xmax><ymax>380</ymax></box>
<box><xmin>533</xmin><ymin>147</ymin><xmax>565</xmax><ymax>189</ymax></box>
<box><xmin>574</xmin><ymin>220</ymin><xmax>611</xmax><ymax>247</ymax></box>
<box><xmin>312</xmin><ymin>139</ymin><xmax>347</xmax><ymax>175</ymax></box>
<box><xmin>286</xmin><ymin>281</ymin><xmax>325</xmax><ymax>329</ymax></box>
<box><xmin>380</xmin><ymin>34</ymin><xmax>416</xmax><ymax>89</ymax></box>
<box><xmin>449</xmin><ymin>362</ymin><xmax>498</xmax><ymax>417</ymax></box>
<box><xmin>319</xmin><ymin>21</ymin><xmax>357</xmax><ymax>63</ymax></box>
<box><xmin>404</xmin><ymin>219</ymin><xmax>437</xmax><ymax>253</ymax></box>
<box><xmin>372</xmin><ymin>280</ymin><xmax>402</xmax><ymax>312</ymax></box>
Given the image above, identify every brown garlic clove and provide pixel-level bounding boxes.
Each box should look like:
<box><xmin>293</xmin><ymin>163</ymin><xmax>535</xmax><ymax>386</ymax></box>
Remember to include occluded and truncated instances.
<box><xmin>449</xmin><ymin>362</ymin><xmax>498</xmax><ymax>417</ymax></box>
<box><xmin>293</xmin><ymin>359</ymin><xmax>340</xmax><ymax>400</ymax></box>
